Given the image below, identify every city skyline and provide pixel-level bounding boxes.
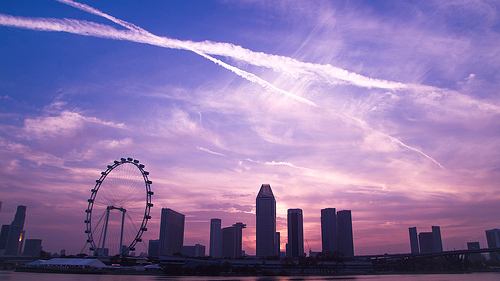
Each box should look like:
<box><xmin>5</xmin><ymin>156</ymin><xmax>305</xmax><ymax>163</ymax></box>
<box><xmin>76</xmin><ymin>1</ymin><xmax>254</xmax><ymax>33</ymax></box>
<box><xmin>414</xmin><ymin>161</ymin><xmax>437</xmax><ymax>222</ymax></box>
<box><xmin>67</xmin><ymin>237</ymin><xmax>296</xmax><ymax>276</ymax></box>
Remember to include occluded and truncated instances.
<box><xmin>0</xmin><ymin>189</ymin><xmax>498</xmax><ymax>259</ymax></box>
<box><xmin>1</xmin><ymin>0</ymin><xmax>500</xmax><ymax>256</ymax></box>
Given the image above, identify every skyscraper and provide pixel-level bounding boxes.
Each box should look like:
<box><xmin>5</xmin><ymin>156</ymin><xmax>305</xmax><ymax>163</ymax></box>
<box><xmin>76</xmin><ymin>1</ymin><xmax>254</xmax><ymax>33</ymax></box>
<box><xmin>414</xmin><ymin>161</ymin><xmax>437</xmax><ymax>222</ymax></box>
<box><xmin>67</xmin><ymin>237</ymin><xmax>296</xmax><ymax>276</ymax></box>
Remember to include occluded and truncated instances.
<box><xmin>287</xmin><ymin>209</ymin><xmax>304</xmax><ymax>258</ymax></box>
<box><xmin>321</xmin><ymin>208</ymin><xmax>337</xmax><ymax>255</ymax></box>
<box><xmin>5</xmin><ymin>205</ymin><xmax>26</xmax><ymax>256</ymax></box>
<box><xmin>209</xmin><ymin>218</ymin><xmax>222</xmax><ymax>258</ymax></box>
<box><xmin>337</xmin><ymin>210</ymin><xmax>354</xmax><ymax>257</ymax></box>
<box><xmin>418</xmin><ymin>232</ymin><xmax>434</xmax><ymax>254</ymax></box>
<box><xmin>431</xmin><ymin>226</ymin><xmax>443</xmax><ymax>253</ymax></box>
<box><xmin>485</xmin><ymin>228</ymin><xmax>500</xmax><ymax>261</ymax></box>
<box><xmin>159</xmin><ymin>208</ymin><xmax>185</xmax><ymax>256</ymax></box>
<box><xmin>275</xmin><ymin>232</ymin><xmax>280</xmax><ymax>256</ymax></box>
<box><xmin>222</xmin><ymin>222</ymin><xmax>246</xmax><ymax>259</ymax></box>
<box><xmin>409</xmin><ymin>227</ymin><xmax>419</xmax><ymax>255</ymax></box>
<box><xmin>256</xmin><ymin>184</ymin><xmax>276</xmax><ymax>258</ymax></box>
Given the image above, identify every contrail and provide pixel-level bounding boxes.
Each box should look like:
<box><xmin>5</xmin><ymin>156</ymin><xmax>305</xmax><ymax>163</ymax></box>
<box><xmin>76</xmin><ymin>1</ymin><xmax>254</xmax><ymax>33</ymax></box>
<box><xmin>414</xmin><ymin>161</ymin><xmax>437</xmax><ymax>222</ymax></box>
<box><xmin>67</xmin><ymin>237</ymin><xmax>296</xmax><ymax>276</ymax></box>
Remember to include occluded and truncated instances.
<box><xmin>56</xmin><ymin>0</ymin><xmax>318</xmax><ymax>106</ymax></box>
<box><xmin>341</xmin><ymin>114</ymin><xmax>444</xmax><ymax>168</ymax></box>
<box><xmin>52</xmin><ymin>1</ymin><xmax>500</xmax><ymax>115</ymax></box>
<box><xmin>0</xmin><ymin>14</ymin><xmax>316</xmax><ymax>107</ymax></box>
<box><xmin>57</xmin><ymin>0</ymin><xmax>406</xmax><ymax>90</ymax></box>
<box><xmin>197</xmin><ymin>146</ymin><xmax>225</xmax><ymax>157</ymax></box>
<box><xmin>0</xmin><ymin>10</ymin><xmax>442</xmax><ymax>167</ymax></box>
<box><xmin>56</xmin><ymin>0</ymin><xmax>145</xmax><ymax>33</ymax></box>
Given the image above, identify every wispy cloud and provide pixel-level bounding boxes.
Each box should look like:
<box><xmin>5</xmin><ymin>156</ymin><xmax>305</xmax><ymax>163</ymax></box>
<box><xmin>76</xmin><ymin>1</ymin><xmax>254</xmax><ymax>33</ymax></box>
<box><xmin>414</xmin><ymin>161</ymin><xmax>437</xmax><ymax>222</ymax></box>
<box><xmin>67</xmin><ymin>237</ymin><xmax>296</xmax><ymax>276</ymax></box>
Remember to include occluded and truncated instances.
<box><xmin>197</xmin><ymin>146</ymin><xmax>225</xmax><ymax>157</ymax></box>
<box><xmin>23</xmin><ymin>110</ymin><xmax>125</xmax><ymax>138</ymax></box>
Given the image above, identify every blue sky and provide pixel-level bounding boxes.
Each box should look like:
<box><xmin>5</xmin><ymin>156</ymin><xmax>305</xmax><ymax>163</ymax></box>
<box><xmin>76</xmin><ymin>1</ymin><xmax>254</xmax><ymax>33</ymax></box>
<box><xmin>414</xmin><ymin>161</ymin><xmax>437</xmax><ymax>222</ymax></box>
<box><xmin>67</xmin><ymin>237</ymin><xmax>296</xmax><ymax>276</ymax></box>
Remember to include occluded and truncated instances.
<box><xmin>1</xmin><ymin>0</ymin><xmax>500</xmax><ymax>256</ymax></box>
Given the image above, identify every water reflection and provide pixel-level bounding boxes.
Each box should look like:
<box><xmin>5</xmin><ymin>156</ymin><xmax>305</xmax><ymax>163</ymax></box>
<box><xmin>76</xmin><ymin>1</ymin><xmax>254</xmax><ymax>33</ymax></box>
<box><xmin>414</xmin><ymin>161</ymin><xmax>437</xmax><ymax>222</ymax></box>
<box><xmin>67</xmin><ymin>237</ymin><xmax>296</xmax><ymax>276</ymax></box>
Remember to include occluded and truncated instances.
<box><xmin>1</xmin><ymin>272</ymin><xmax>500</xmax><ymax>281</ymax></box>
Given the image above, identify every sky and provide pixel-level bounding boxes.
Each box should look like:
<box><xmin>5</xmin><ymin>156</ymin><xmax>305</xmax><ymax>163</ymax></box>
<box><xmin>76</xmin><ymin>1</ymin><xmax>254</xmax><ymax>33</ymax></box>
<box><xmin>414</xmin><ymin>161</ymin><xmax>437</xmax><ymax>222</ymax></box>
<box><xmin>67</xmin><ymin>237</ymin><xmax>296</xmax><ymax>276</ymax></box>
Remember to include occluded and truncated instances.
<box><xmin>0</xmin><ymin>0</ymin><xmax>499</xmax><ymax>256</ymax></box>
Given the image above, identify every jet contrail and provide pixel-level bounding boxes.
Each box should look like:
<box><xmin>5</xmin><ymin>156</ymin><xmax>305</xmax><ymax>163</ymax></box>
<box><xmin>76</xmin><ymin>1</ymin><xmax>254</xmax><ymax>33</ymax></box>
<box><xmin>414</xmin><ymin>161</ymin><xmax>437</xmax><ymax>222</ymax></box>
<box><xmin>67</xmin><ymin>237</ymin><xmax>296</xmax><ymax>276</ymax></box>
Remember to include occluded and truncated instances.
<box><xmin>0</xmin><ymin>8</ymin><xmax>442</xmax><ymax>167</ymax></box>
<box><xmin>56</xmin><ymin>0</ymin><xmax>318</xmax><ymax>107</ymax></box>
<box><xmin>56</xmin><ymin>0</ymin><xmax>145</xmax><ymax>33</ymax></box>
<box><xmin>341</xmin><ymin>114</ymin><xmax>444</xmax><ymax>168</ymax></box>
<box><xmin>55</xmin><ymin>1</ymin><xmax>409</xmax><ymax>91</ymax></box>
<box><xmin>0</xmin><ymin>13</ymin><xmax>316</xmax><ymax>107</ymax></box>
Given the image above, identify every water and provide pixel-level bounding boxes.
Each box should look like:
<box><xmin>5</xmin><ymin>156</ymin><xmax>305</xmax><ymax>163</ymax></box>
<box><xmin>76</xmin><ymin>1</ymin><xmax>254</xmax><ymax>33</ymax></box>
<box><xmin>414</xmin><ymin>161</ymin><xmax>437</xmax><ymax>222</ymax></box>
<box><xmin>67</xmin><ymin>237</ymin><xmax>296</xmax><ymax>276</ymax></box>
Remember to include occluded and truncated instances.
<box><xmin>1</xmin><ymin>272</ymin><xmax>500</xmax><ymax>281</ymax></box>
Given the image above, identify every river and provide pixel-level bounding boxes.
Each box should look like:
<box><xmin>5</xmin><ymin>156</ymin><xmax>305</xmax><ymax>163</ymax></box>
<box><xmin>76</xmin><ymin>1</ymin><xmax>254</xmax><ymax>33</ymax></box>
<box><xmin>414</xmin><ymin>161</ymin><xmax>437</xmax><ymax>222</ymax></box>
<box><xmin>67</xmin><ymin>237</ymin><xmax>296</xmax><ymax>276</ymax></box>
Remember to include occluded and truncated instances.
<box><xmin>1</xmin><ymin>271</ymin><xmax>500</xmax><ymax>281</ymax></box>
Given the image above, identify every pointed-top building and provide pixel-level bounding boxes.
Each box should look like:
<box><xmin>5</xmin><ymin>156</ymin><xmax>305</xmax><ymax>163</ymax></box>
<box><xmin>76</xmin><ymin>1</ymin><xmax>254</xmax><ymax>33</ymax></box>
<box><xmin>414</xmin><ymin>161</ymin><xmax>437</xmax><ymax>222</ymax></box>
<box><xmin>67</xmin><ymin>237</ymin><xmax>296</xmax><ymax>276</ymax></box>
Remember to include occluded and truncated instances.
<box><xmin>4</xmin><ymin>205</ymin><xmax>26</xmax><ymax>256</ymax></box>
<box><xmin>256</xmin><ymin>184</ymin><xmax>277</xmax><ymax>257</ymax></box>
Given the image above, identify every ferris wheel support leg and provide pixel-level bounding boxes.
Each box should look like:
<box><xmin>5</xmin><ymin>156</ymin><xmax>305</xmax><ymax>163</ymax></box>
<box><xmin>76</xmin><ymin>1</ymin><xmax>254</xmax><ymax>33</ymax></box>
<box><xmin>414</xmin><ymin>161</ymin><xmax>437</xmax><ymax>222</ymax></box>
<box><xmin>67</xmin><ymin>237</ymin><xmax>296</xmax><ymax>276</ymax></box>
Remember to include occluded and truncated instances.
<box><xmin>102</xmin><ymin>207</ymin><xmax>111</xmax><ymax>251</ymax></box>
<box><xmin>119</xmin><ymin>210</ymin><xmax>126</xmax><ymax>257</ymax></box>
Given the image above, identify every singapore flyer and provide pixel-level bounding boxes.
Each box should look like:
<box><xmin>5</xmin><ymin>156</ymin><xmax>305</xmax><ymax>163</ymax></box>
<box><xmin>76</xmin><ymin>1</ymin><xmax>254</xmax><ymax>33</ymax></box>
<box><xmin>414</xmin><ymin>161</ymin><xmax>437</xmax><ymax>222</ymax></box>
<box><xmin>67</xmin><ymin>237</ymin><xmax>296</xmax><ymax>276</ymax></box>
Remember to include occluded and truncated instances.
<box><xmin>84</xmin><ymin>157</ymin><xmax>153</xmax><ymax>256</ymax></box>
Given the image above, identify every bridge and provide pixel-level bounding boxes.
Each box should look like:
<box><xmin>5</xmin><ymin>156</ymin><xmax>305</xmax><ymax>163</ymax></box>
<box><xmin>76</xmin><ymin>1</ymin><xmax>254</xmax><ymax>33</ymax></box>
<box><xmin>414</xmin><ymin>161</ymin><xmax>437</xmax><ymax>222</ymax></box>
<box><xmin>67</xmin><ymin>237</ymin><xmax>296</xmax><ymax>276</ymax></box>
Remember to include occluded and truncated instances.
<box><xmin>357</xmin><ymin>247</ymin><xmax>500</xmax><ymax>272</ymax></box>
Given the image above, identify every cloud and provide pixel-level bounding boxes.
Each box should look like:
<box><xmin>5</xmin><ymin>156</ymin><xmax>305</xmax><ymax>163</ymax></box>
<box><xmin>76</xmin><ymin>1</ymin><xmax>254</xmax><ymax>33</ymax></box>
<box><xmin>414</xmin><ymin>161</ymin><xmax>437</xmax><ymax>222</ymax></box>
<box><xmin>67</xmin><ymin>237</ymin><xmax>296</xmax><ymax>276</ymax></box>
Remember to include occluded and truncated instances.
<box><xmin>98</xmin><ymin>138</ymin><xmax>133</xmax><ymax>149</ymax></box>
<box><xmin>23</xmin><ymin>110</ymin><xmax>125</xmax><ymax>138</ymax></box>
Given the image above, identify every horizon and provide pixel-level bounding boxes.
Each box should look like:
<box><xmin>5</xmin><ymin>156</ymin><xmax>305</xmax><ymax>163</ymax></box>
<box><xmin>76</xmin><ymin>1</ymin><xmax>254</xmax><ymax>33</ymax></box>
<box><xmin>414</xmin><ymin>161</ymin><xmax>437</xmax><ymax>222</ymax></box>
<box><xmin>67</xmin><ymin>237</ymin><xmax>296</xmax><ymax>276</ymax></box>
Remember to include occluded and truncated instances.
<box><xmin>1</xmin><ymin>0</ymin><xmax>500</xmax><ymax>256</ymax></box>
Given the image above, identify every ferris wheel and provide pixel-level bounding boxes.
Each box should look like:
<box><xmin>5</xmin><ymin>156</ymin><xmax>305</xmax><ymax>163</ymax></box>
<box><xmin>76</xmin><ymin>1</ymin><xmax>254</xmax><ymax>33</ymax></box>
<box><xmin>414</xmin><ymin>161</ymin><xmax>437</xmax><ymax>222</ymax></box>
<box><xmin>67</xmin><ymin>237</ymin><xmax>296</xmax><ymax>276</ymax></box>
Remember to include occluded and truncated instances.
<box><xmin>84</xmin><ymin>157</ymin><xmax>153</xmax><ymax>256</ymax></box>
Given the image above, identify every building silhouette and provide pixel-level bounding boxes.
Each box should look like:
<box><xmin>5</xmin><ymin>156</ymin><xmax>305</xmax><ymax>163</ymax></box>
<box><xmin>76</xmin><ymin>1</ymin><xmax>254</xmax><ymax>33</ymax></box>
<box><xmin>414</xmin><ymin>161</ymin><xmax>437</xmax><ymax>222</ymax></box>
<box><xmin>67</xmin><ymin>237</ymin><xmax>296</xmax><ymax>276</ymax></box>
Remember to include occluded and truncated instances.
<box><xmin>418</xmin><ymin>232</ymin><xmax>434</xmax><ymax>254</ymax></box>
<box><xmin>4</xmin><ymin>205</ymin><xmax>26</xmax><ymax>256</ymax></box>
<box><xmin>159</xmin><ymin>208</ymin><xmax>185</xmax><ymax>256</ymax></box>
<box><xmin>209</xmin><ymin>218</ymin><xmax>222</xmax><ymax>258</ymax></box>
<box><xmin>256</xmin><ymin>184</ymin><xmax>277</xmax><ymax>258</ymax></box>
<box><xmin>0</xmin><ymin>225</ymin><xmax>10</xmax><ymax>254</ymax></box>
<box><xmin>22</xmin><ymin>239</ymin><xmax>42</xmax><ymax>257</ymax></box>
<box><xmin>321</xmin><ymin>208</ymin><xmax>337</xmax><ymax>255</ymax></box>
<box><xmin>432</xmin><ymin>226</ymin><xmax>443</xmax><ymax>253</ymax></box>
<box><xmin>182</xmin><ymin>244</ymin><xmax>205</xmax><ymax>257</ymax></box>
<box><xmin>337</xmin><ymin>210</ymin><xmax>354</xmax><ymax>257</ymax></box>
<box><xmin>275</xmin><ymin>232</ymin><xmax>280</xmax><ymax>256</ymax></box>
<box><xmin>287</xmin><ymin>209</ymin><xmax>304</xmax><ymax>258</ymax></box>
<box><xmin>409</xmin><ymin>227</ymin><xmax>419</xmax><ymax>254</ymax></box>
<box><xmin>485</xmin><ymin>228</ymin><xmax>500</xmax><ymax>261</ymax></box>
<box><xmin>222</xmin><ymin>222</ymin><xmax>246</xmax><ymax>259</ymax></box>
<box><xmin>148</xmin><ymin>239</ymin><xmax>159</xmax><ymax>258</ymax></box>
<box><xmin>467</xmin><ymin>241</ymin><xmax>482</xmax><ymax>262</ymax></box>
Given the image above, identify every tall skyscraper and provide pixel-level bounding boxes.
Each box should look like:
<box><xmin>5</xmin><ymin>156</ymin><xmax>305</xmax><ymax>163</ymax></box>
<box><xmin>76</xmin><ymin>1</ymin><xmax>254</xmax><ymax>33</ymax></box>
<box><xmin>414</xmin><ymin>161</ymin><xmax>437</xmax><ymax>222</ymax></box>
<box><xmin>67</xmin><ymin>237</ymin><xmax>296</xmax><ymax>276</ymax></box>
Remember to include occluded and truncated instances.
<box><xmin>222</xmin><ymin>222</ymin><xmax>246</xmax><ymax>259</ymax></box>
<box><xmin>159</xmin><ymin>208</ymin><xmax>185</xmax><ymax>256</ymax></box>
<box><xmin>287</xmin><ymin>209</ymin><xmax>304</xmax><ymax>258</ymax></box>
<box><xmin>209</xmin><ymin>218</ymin><xmax>222</xmax><ymax>258</ymax></box>
<box><xmin>256</xmin><ymin>184</ymin><xmax>276</xmax><ymax>258</ymax></box>
<box><xmin>321</xmin><ymin>208</ymin><xmax>337</xmax><ymax>255</ymax></box>
<box><xmin>418</xmin><ymin>232</ymin><xmax>434</xmax><ymax>254</ymax></box>
<box><xmin>409</xmin><ymin>227</ymin><xmax>419</xmax><ymax>255</ymax></box>
<box><xmin>431</xmin><ymin>226</ymin><xmax>443</xmax><ymax>253</ymax></box>
<box><xmin>275</xmin><ymin>232</ymin><xmax>280</xmax><ymax>256</ymax></box>
<box><xmin>337</xmin><ymin>210</ymin><xmax>354</xmax><ymax>257</ymax></box>
<box><xmin>5</xmin><ymin>205</ymin><xmax>26</xmax><ymax>256</ymax></box>
<box><xmin>485</xmin><ymin>228</ymin><xmax>500</xmax><ymax>261</ymax></box>
<box><xmin>22</xmin><ymin>239</ymin><xmax>42</xmax><ymax>257</ymax></box>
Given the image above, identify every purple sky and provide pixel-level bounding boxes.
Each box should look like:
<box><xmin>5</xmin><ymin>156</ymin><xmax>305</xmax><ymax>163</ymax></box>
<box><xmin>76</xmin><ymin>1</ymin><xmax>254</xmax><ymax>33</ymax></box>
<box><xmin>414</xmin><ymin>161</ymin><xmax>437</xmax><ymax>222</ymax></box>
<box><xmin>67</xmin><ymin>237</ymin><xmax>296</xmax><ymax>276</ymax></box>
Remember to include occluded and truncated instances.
<box><xmin>0</xmin><ymin>0</ymin><xmax>500</xmax><ymax>256</ymax></box>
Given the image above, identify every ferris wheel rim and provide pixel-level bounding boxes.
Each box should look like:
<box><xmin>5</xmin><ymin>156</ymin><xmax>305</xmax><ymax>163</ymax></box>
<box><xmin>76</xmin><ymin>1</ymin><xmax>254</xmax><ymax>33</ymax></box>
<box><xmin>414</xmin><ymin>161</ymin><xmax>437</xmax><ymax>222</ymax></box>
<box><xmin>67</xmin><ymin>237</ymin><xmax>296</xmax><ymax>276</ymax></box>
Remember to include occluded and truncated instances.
<box><xmin>84</xmin><ymin>157</ymin><xmax>153</xmax><ymax>253</ymax></box>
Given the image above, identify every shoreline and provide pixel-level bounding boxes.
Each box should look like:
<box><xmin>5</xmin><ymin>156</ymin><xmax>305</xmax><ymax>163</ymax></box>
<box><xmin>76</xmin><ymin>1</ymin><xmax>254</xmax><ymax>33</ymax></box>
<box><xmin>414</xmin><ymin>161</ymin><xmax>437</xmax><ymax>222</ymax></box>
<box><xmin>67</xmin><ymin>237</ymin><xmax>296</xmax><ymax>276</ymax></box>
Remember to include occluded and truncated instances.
<box><xmin>5</xmin><ymin>268</ymin><xmax>500</xmax><ymax>277</ymax></box>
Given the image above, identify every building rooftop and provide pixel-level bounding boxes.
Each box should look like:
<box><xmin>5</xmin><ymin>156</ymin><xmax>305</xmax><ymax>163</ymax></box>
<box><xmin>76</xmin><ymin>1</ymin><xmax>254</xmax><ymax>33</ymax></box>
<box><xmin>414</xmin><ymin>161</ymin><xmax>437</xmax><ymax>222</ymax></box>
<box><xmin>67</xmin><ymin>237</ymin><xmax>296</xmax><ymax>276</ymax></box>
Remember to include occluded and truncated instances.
<box><xmin>257</xmin><ymin>184</ymin><xmax>274</xmax><ymax>198</ymax></box>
